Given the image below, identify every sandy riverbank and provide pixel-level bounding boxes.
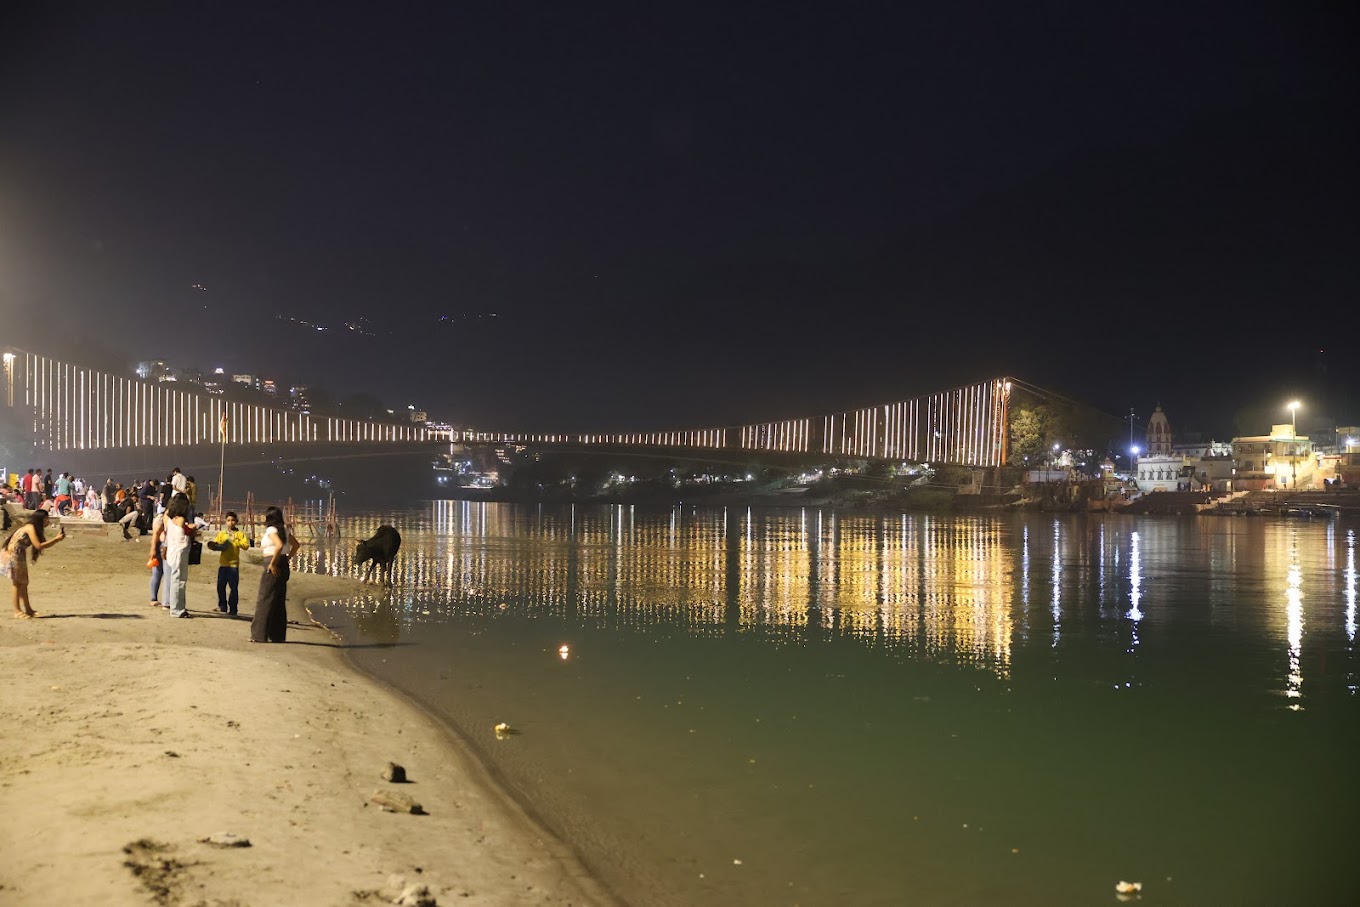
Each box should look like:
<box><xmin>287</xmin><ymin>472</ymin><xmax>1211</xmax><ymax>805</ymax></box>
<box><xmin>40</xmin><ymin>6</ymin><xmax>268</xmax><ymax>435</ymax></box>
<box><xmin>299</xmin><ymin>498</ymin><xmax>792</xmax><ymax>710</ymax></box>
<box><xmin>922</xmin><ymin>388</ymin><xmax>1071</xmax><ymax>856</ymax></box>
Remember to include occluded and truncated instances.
<box><xmin>0</xmin><ymin>520</ymin><xmax>613</xmax><ymax>906</ymax></box>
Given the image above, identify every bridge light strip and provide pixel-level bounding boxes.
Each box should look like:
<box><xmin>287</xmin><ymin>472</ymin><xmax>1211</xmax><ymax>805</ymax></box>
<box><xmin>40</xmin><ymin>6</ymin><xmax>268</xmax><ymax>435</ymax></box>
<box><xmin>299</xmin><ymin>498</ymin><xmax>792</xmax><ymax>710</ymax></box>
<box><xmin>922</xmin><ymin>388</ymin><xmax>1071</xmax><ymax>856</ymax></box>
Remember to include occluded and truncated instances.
<box><xmin>2</xmin><ymin>351</ymin><xmax>435</xmax><ymax>453</ymax></box>
<box><xmin>4</xmin><ymin>354</ymin><xmax>1006</xmax><ymax>466</ymax></box>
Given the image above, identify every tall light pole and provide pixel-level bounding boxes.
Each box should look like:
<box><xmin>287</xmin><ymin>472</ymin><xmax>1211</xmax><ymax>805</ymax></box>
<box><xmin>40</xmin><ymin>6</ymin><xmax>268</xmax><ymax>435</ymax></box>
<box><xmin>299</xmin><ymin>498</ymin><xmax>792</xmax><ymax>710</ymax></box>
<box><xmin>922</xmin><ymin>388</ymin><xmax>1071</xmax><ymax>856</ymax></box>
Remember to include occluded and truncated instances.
<box><xmin>1287</xmin><ymin>400</ymin><xmax>1301</xmax><ymax>491</ymax></box>
<box><xmin>2</xmin><ymin>351</ymin><xmax>14</xmax><ymax>408</ymax></box>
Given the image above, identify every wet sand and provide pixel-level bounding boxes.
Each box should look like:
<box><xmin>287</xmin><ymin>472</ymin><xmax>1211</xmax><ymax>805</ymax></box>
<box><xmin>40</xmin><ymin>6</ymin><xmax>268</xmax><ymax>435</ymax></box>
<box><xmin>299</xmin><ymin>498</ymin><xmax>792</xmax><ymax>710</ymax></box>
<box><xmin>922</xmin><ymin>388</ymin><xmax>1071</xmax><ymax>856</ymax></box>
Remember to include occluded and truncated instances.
<box><xmin>0</xmin><ymin>520</ymin><xmax>613</xmax><ymax>906</ymax></box>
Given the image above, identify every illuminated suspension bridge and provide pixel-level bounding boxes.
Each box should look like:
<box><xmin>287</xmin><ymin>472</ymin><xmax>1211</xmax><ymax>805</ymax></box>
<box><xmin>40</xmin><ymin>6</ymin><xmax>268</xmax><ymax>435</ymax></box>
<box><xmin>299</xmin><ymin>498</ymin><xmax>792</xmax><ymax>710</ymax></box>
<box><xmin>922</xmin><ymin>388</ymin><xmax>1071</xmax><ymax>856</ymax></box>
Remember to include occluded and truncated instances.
<box><xmin>1</xmin><ymin>348</ymin><xmax>438</xmax><ymax>450</ymax></box>
<box><xmin>2</xmin><ymin>347</ymin><xmax>1012</xmax><ymax>466</ymax></box>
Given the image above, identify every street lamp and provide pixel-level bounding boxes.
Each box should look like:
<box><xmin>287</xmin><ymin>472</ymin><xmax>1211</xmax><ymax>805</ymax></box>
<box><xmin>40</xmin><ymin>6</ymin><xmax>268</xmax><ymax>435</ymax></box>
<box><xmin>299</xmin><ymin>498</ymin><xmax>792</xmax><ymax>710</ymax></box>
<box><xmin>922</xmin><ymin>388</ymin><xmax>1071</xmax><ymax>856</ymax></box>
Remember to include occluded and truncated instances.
<box><xmin>1131</xmin><ymin>444</ymin><xmax>1140</xmax><ymax>481</ymax></box>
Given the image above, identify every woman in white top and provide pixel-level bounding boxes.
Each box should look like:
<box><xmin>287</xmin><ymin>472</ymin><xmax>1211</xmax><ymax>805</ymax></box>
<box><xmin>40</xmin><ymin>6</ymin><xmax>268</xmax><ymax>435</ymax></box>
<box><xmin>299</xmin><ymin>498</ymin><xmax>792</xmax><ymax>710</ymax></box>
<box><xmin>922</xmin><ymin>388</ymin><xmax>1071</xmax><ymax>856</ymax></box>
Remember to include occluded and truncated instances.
<box><xmin>162</xmin><ymin>493</ymin><xmax>195</xmax><ymax>618</ymax></box>
<box><xmin>250</xmin><ymin>505</ymin><xmax>300</xmax><ymax>643</ymax></box>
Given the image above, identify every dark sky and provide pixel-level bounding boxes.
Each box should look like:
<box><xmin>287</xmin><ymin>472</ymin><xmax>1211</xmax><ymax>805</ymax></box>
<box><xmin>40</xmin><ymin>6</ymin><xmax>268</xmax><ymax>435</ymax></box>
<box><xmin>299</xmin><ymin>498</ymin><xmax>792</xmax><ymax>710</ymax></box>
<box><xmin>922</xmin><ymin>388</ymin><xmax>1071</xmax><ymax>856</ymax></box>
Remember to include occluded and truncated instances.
<box><xmin>2</xmin><ymin>2</ymin><xmax>1356</xmax><ymax>440</ymax></box>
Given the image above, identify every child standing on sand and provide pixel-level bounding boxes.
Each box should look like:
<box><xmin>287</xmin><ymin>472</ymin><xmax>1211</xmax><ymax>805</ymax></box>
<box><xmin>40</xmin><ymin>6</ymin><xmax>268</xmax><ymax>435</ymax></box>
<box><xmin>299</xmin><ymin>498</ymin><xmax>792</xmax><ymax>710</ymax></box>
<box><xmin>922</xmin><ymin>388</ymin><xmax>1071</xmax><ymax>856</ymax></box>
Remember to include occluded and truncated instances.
<box><xmin>209</xmin><ymin>511</ymin><xmax>252</xmax><ymax>615</ymax></box>
<box><xmin>5</xmin><ymin>510</ymin><xmax>66</xmax><ymax>618</ymax></box>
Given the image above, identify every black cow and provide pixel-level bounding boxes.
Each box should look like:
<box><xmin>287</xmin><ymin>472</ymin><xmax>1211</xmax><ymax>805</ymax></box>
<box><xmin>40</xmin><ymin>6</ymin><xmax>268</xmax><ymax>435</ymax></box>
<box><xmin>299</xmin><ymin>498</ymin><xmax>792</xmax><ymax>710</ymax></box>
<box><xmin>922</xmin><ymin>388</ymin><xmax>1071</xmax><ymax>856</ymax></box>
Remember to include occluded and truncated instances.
<box><xmin>355</xmin><ymin>525</ymin><xmax>402</xmax><ymax>584</ymax></box>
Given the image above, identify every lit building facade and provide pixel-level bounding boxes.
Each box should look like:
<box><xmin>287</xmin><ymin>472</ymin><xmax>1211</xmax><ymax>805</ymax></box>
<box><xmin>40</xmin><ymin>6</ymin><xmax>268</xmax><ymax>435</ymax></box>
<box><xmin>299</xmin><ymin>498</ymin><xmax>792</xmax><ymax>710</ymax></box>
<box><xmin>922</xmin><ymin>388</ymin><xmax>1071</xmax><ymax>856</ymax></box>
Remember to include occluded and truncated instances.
<box><xmin>135</xmin><ymin>360</ymin><xmax>172</xmax><ymax>381</ymax></box>
<box><xmin>1135</xmin><ymin>407</ymin><xmax>1233</xmax><ymax>493</ymax></box>
<box><xmin>1136</xmin><ymin>406</ymin><xmax>1188</xmax><ymax>492</ymax></box>
<box><xmin>1231</xmin><ymin>425</ymin><xmax>1314</xmax><ymax>491</ymax></box>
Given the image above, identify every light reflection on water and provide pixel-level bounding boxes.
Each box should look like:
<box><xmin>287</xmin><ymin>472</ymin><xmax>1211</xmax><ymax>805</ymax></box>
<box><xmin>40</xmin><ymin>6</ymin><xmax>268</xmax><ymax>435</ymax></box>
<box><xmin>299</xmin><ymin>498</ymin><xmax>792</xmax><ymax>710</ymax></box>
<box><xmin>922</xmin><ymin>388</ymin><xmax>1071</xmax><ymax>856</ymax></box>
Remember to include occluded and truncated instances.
<box><xmin>1286</xmin><ymin>530</ymin><xmax>1305</xmax><ymax>708</ymax></box>
<box><xmin>298</xmin><ymin>502</ymin><xmax>1360</xmax><ymax>906</ymax></box>
<box><xmin>1347</xmin><ymin>529</ymin><xmax>1356</xmax><ymax>645</ymax></box>
<box><xmin>300</xmin><ymin>503</ymin><xmax>1024</xmax><ymax>676</ymax></box>
<box><xmin>1128</xmin><ymin>529</ymin><xmax>1142</xmax><ymax>651</ymax></box>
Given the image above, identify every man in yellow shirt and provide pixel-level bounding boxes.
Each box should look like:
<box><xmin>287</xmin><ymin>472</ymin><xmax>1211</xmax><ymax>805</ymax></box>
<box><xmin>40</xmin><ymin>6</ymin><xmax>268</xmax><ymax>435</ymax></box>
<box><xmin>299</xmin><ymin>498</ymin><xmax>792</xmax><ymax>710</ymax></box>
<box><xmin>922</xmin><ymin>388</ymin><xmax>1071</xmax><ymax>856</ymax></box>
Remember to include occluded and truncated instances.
<box><xmin>209</xmin><ymin>511</ymin><xmax>252</xmax><ymax>615</ymax></box>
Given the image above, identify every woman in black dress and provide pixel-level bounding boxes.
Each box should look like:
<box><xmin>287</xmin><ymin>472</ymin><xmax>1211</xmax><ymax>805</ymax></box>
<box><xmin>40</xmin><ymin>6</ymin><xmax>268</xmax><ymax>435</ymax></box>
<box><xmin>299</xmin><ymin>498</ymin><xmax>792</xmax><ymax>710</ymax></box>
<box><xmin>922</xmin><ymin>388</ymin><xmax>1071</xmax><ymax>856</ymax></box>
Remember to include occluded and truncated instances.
<box><xmin>250</xmin><ymin>505</ymin><xmax>300</xmax><ymax>643</ymax></box>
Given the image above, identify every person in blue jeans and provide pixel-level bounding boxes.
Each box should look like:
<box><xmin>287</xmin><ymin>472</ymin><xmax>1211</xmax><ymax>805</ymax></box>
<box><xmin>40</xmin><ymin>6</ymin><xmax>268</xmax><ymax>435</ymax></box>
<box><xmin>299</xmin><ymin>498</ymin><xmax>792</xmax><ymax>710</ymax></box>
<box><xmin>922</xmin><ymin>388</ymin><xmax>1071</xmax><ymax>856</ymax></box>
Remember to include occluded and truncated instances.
<box><xmin>209</xmin><ymin>511</ymin><xmax>252</xmax><ymax>615</ymax></box>
<box><xmin>162</xmin><ymin>493</ymin><xmax>195</xmax><ymax>619</ymax></box>
<box><xmin>148</xmin><ymin>511</ymin><xmax>166</xmax><ymax>607</ymax></box>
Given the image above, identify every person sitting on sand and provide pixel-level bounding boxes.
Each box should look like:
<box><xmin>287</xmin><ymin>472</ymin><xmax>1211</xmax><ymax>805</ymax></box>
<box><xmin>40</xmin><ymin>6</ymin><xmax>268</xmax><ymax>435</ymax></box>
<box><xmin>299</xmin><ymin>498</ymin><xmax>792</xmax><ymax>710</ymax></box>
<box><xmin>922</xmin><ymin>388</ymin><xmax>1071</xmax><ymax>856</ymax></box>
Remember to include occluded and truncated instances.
<box><xmin>5</xmin><ymin>510</ymin><xmax>66</xmax><ymax>618</ymax></box>
<box><xmin>78</xmin><ymin>482</ymin><xmax>99</xmax><ymax>517</ymax></box>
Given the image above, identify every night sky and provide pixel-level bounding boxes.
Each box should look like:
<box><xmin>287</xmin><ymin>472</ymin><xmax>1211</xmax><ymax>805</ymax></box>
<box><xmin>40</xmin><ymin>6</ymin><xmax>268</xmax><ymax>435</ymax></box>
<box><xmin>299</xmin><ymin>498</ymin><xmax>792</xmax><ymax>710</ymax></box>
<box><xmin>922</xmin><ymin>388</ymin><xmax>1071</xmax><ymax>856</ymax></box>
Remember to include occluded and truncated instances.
<box><xmin>2</xmin><ymin>3</ymin><xmax>1356</xmax><ymax>441</ymax></box>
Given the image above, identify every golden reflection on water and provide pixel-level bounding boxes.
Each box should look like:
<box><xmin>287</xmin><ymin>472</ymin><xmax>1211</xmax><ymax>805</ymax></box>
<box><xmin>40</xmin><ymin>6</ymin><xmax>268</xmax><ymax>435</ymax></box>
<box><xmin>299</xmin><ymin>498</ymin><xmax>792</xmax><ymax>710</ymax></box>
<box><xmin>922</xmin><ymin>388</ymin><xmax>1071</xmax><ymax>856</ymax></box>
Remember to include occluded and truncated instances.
<box><xmin>292</xmin><ymin>503</ymin><xmax>1360</xmax><ymax>700</ymax></box>
<box><xmin>297</xmin><ymin>502</ymin><xmax>1019</xmax><ymax>677</ymax></box>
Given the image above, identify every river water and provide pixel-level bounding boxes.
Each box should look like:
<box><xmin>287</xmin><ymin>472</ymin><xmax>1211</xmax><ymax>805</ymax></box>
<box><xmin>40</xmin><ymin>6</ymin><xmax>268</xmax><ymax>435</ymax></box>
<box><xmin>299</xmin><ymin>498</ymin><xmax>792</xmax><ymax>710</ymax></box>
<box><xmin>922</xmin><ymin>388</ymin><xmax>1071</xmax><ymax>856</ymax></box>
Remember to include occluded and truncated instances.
<box><xmin>300</xmin><ymin>502</ymin><xmax>1358</xmax><ymax>906</ymax></box>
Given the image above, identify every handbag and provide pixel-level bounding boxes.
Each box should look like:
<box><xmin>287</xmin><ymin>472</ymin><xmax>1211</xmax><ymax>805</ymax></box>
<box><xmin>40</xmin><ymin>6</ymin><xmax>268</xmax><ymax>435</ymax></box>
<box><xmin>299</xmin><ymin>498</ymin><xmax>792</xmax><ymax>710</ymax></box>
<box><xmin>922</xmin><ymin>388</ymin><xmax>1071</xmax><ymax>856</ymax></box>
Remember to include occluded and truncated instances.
<box><xmin>0</xmin><ymin>546</ymin><xmax>11</xmax><ymax>578</ymax></box>
<box><xmin>188</xmin><ymin>539</ymin><xmax>203</xmax><ymax>566</ymax></box>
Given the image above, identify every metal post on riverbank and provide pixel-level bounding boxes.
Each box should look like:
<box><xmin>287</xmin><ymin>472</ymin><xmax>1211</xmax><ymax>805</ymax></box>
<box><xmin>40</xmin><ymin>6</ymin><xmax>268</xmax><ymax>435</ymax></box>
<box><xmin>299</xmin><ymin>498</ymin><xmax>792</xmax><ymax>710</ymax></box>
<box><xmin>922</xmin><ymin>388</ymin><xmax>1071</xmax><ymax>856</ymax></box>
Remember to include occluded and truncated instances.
<box><xmin>217</xmin><ymin>410</ymin><xmax>227</xmax><ymax>523</ymax></box>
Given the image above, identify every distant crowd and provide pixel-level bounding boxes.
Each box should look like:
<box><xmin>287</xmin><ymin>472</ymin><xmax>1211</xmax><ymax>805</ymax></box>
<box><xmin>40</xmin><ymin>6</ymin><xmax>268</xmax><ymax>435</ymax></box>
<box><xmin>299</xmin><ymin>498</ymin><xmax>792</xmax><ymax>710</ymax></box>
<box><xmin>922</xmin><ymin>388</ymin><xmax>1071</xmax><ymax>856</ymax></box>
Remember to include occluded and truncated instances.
<box><xmin>5</xmin><ymin>467</ymin><xmax>200</xmax><ymax>539</ymax></box>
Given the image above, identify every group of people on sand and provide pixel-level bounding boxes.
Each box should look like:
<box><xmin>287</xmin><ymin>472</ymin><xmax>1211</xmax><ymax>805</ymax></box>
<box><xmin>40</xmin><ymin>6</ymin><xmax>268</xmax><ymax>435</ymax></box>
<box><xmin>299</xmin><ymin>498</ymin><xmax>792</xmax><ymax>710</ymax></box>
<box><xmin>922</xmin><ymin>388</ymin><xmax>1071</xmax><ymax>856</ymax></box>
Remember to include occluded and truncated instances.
<box><xmin>7</xmin><ymin>468</ymin><xmax>89</xmax><ymax>516</ymax></box>
<box><xmin>4</xmin><ymin>479</ymin><xmax>300</xmax><ymax>642</ymax></box>
<box><xmin>96</xmin><ymin>468</ymin><xmax>200</xmax><ymax>540</ymax></box>
<box><xmin>3</xmin><ymin>468</ymin><xmax>205</xmax><ymax>539</ymax></box>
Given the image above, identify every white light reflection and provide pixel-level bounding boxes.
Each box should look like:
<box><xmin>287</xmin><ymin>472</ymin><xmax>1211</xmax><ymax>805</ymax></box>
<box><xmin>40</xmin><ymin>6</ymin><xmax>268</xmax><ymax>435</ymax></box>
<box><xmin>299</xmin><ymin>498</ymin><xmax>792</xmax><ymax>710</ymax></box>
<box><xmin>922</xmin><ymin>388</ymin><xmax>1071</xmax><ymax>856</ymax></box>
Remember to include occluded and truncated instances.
<box><xmin>1285</xmin><ymin>532</ymin><xmax>1304</xmax><ymax>710</ymax></box>
<box><xmin>1127</xmin><ymin>530</ymin><xmax>1142</xmax><ymax>650</ymax></box>
<box><xmin>1021</xmin><ymin>524</ymin><xmax>1030</xmax><ymax>619</ymax></box>
<box><xmin>1345</xmin><ymin>529</ymin><xmax>1355</xmax><ymax>645</ymax></box>
<box><xmin>1098</xmin><ymin>521</ymin><xmax>1106</xmax><ymax>609</ymax></box>
<box><xmin>1051</xmin><ymin>521</ymin><xmax>1061</xmax><ymax>648</ymax></box>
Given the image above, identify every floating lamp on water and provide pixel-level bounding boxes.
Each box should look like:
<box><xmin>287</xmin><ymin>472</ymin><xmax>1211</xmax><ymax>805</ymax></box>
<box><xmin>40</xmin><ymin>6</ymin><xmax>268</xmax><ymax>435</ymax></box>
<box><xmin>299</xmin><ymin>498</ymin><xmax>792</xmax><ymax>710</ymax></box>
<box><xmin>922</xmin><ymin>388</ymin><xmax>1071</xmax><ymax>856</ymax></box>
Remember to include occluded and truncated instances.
<box><xmin>558</xmin><ymin>644</ymin><xmax>570</xmax><ymax>660</ymax></box>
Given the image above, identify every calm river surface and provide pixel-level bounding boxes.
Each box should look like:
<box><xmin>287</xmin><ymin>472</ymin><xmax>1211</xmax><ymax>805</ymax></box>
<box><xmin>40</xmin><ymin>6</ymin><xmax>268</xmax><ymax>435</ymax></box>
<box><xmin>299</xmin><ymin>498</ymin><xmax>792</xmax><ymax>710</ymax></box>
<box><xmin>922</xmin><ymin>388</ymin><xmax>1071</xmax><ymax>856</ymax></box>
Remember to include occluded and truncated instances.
<box><xmin>301</xmin><ymin>502</ymin><xmax>1359</xmax><ymax>906</ymax></box>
